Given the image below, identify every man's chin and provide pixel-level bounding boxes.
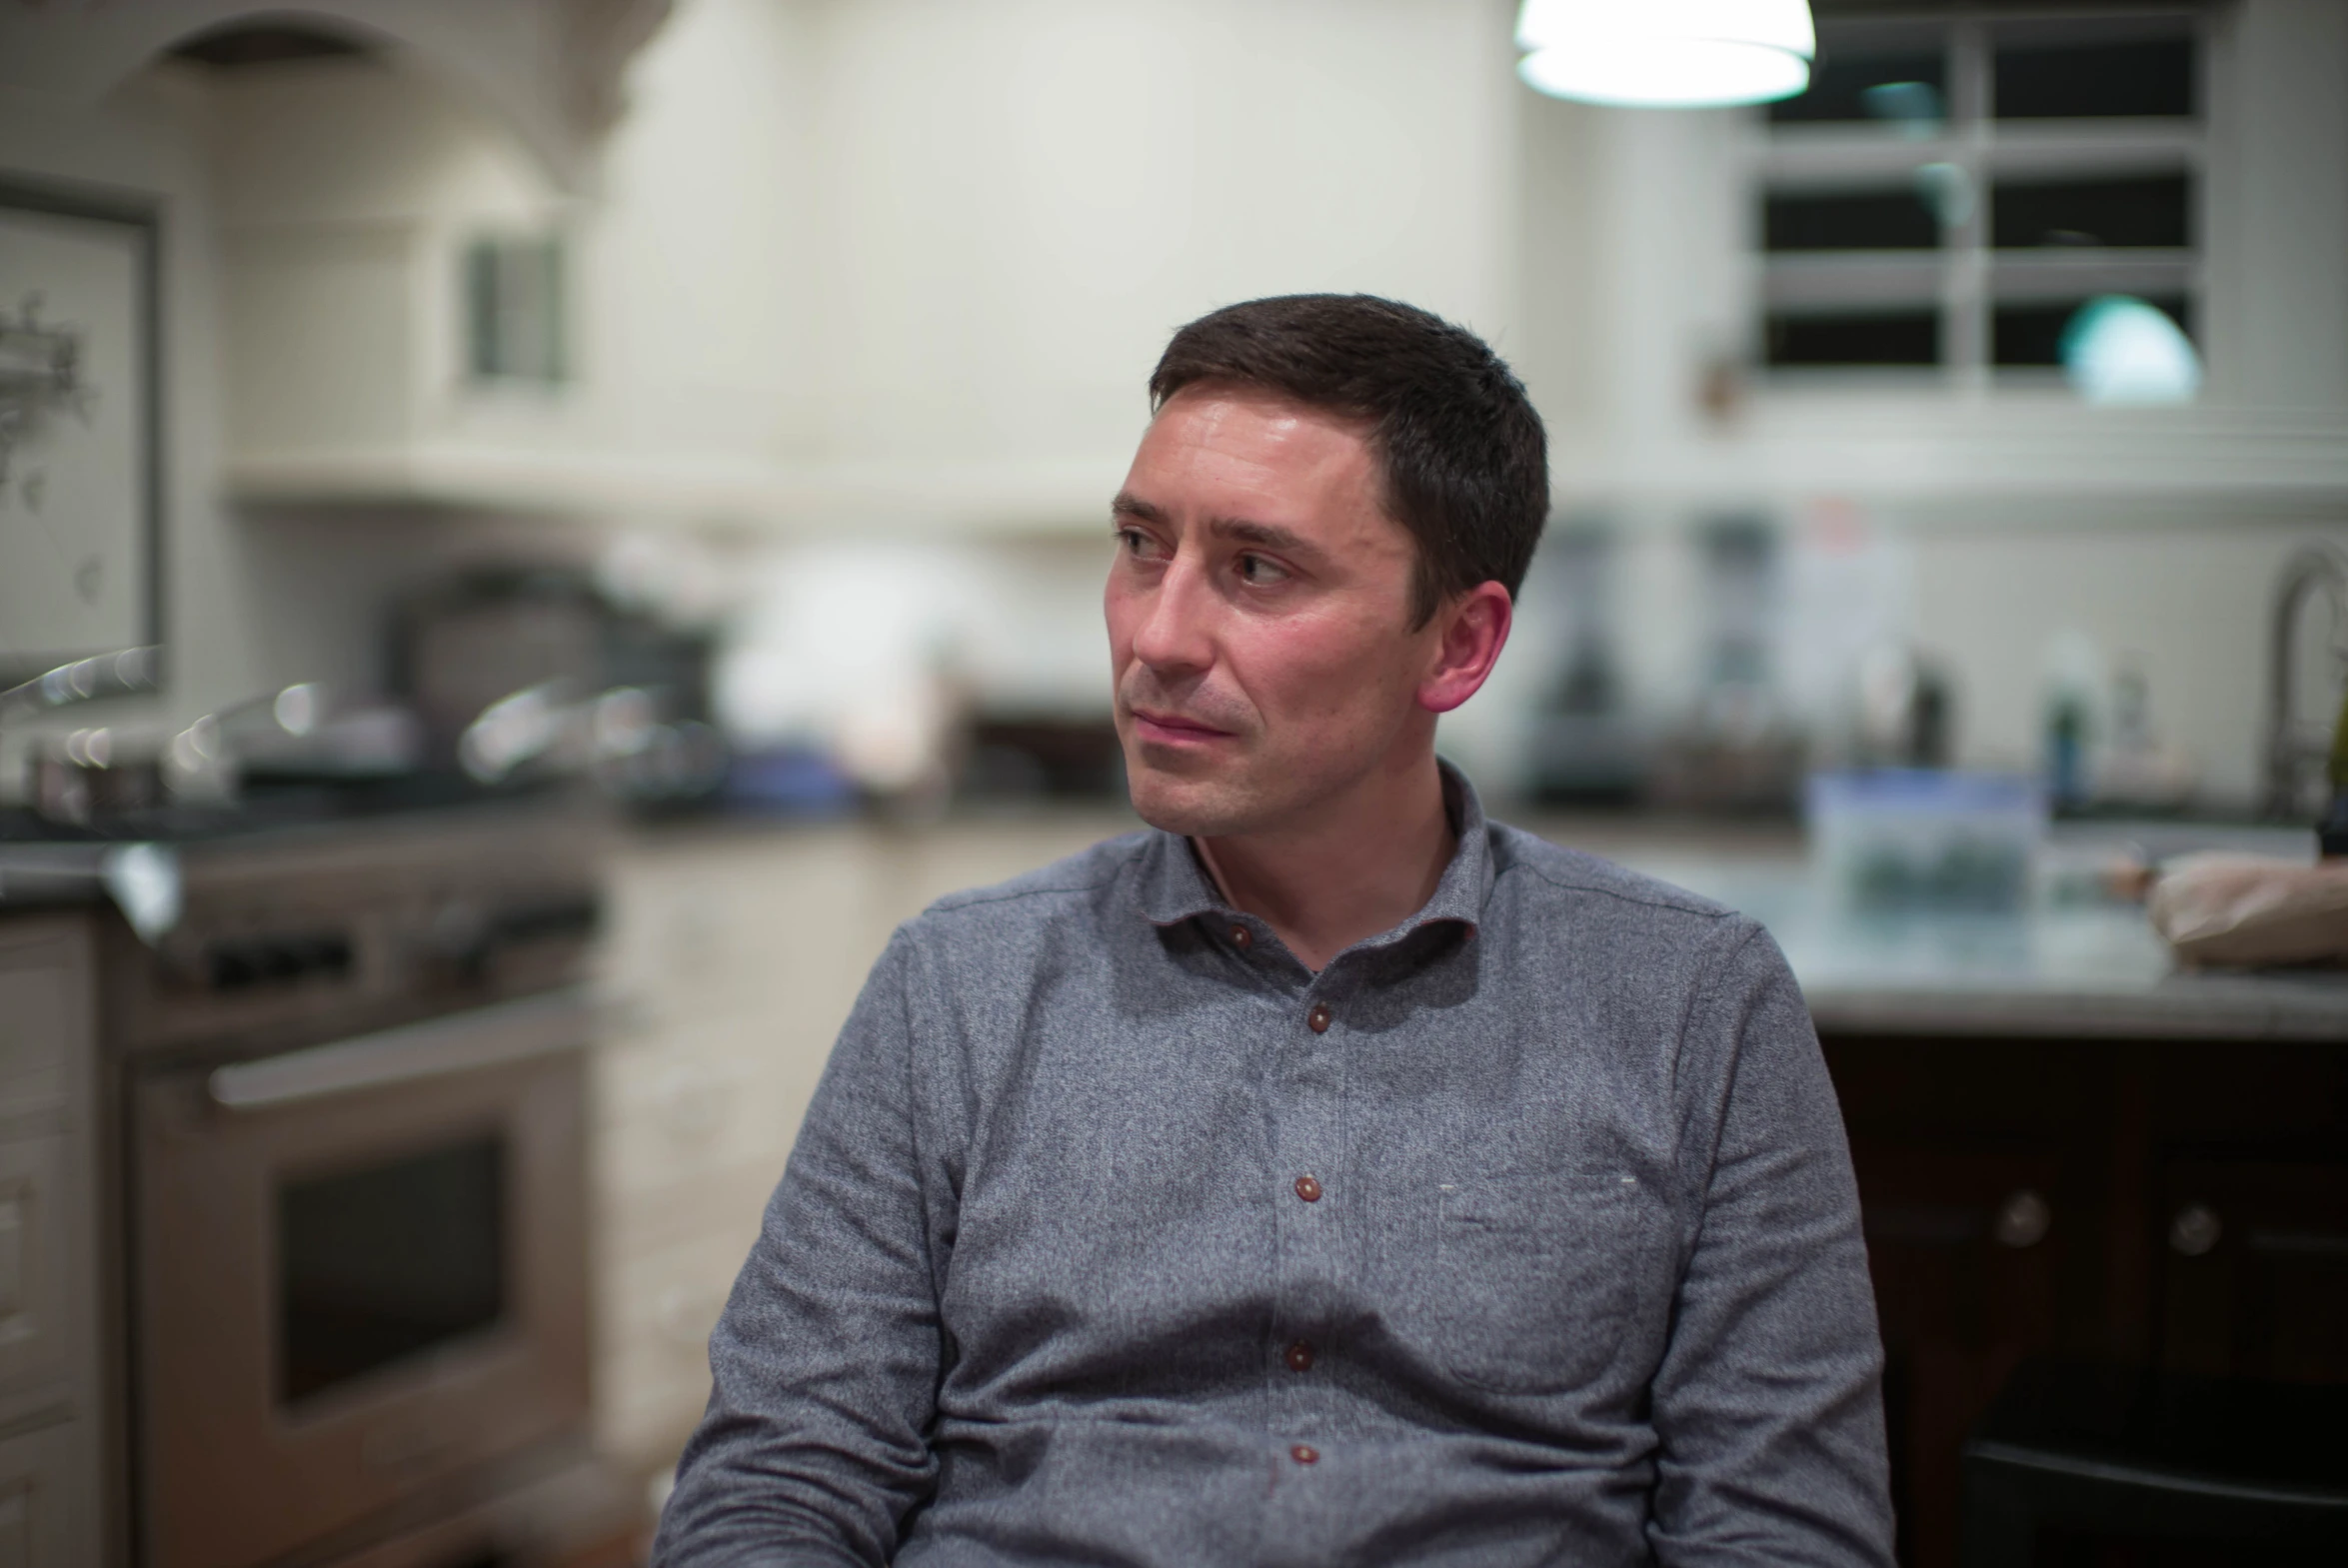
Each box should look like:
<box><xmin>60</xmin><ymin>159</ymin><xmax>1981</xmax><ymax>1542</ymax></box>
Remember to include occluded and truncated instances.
<box><xmin>1125</xmin><ymin>765</ymin><xmax>1262</xmax><ymax>839</ymax></box>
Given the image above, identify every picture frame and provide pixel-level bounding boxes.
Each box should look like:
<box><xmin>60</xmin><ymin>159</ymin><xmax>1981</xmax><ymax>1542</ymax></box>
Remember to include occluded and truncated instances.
<box><xmin>0</xmin><ymin>172</ymin><xmax>163</xmax><ymax>688</ymax></box>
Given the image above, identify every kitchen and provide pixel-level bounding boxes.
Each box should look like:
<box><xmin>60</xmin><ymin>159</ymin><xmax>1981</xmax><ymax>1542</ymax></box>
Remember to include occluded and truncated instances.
<box><xmin>2</xmin><ymin>0</ymin><xmax>2346</xmax><ymax>1564</ymax></box>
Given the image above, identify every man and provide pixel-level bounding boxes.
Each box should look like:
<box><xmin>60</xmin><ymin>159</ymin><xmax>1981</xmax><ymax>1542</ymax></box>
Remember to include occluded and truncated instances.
<box><xmin>656</xmin><ymin>295</ymin><xmax>1893</xmax><ymax>1566</ymax></box>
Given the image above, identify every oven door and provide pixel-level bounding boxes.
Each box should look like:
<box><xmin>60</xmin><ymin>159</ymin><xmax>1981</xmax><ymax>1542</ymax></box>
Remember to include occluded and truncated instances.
<box><xmin>134</xmin><ymin>989</ymin><xmax>592</xmax><ymax>1568</ymax></box>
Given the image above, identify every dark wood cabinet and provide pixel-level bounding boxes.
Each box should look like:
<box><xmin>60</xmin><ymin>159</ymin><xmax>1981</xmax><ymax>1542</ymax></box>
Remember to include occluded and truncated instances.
<box><xmin>2155</xmin><ymin>1157</ymin><xmax>2348</xmax><ymax>1384</ymax></box>
<box><xmin>1848</xmin><ymin>1139</ymin><xmax>2070</xmax><ymax>1564</ymax></box>
<box><xmin>1820</xmin><ymin>1037</ymin><xmax>2348</xmax><ymax>1568</ymax></box>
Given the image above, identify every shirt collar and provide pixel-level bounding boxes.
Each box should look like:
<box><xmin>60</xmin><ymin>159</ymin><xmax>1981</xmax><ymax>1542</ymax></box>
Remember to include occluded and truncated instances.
<box><xmin>1134</xmin><ymin>760</ymin><xmax>1495</xmax><ymax>948</ymax></box>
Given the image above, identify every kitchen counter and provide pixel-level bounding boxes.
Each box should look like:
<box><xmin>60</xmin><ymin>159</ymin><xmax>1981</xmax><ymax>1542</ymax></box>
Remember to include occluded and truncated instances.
<box><xmin>1568</xmin><ymin>811</ymin><xmax>2348</xmax><ymax>1041</ymax></box>
<box><xmin>0</xmin><ymin>784</ymin><xmax>609</xmax><ymax>915</ymax></box>
<box><xmin>17</xmin><ymin>792</ymin><xmax>2339</xmax><ymax>1040</ymax></box>
<box><xmin>622</xmin><ymin>806</ymin><xmax>2348</xmax><ymax>1044</ymax></box>
<box><xmin>1614</xmin><ymin>854</ymin><xmax>2348</xmax><ymax>1041</ymax></box>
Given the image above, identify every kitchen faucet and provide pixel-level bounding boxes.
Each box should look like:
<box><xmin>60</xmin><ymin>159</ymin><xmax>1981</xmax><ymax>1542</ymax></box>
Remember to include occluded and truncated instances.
<box><xmin>2265</xmin><ymin>546</ymin><xmax>2348</xmax><ymax>818</ymax></box>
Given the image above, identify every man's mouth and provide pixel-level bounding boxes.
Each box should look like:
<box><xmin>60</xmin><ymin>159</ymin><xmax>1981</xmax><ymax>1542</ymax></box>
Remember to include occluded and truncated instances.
<box><xmin>1129</xmin><ymin>707</ymin><xmax>1235</xmax><ymax>745</ymax></box>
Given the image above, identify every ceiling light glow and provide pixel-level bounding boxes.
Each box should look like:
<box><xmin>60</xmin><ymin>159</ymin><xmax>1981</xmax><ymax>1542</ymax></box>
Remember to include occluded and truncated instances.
<box><xmin>1514</xmin><ymin>0</ymin><xmax>1815</xmax><ymax>109</ymax></box>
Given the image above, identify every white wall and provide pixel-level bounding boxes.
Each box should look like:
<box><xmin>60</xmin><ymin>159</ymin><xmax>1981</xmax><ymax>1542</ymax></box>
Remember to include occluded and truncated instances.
<box><xmin>574</xmin><ymin>0</ymin><xmax>1524</xmax><ymax>523</ymax></box>
<box><xmin>796</xmin><ymin>0</ymin><xmax>1520</xmax><ymax>483</ymax></box>
<box><xmin>1907</xmin><ymin>518</ymin><xmax>2348</xmax><ymax>805</ymax></box>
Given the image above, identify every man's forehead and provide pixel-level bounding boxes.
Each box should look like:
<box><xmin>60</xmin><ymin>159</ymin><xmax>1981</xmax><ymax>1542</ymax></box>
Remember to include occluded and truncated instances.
<box><xmin>1131</xmin><ymin>388</ymin><xmax>1381</xmax><ymax>506</ymax></box>
<box><xmin>1153</xmin><ymin>381</ymin><xmax>1375</xmax><ymax>446</ymax></box>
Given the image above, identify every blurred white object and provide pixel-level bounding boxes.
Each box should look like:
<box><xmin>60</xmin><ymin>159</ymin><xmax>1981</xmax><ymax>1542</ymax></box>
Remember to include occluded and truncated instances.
<box><xmin>459</xmin><ymin>683</ymin><xmax>572</xmax><ymax>784</ymax></box>
<box><xmin>2150</xmin><ymin>852</ymin><xmax>2348</xmax><ymax>967</ymax></box>
<box><xmin>597</xmin><ymin>531</ymin><xmax>735</xmax><ymax>627</ymax></box>
<box><xmin>163</xmin><ymin>682</ymin><xmax>339</xmax><ymax>800</ymax></box>
<box><xmin>102</xmin><ymin>841</ymin><xmax>181</xmax><ymax>943</ymax></box>
<box><xmin>1515</xmin><ymin>0</ymin><xmax>1814</xmax><ymax>107</ymax></box>
<box><xmin>2060</xmin><ymin>296</ymin><xmax>2202</xmax><ymax>406</ymax></box>
<box><xmin>2096</xmin><ymin>663</ymin><xmax>2198</xmax><ymax>809</ymax></box>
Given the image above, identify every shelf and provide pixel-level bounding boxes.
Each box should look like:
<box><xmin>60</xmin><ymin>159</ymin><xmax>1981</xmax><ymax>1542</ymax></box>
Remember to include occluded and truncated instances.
<box><xmin>223</xmin><ymin>445</ymin><xmax>1130</xmax><ymax>538</ymax></box>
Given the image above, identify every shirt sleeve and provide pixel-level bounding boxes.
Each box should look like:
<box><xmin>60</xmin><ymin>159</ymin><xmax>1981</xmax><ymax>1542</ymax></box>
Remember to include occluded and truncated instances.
<box><xmin>653</xmin><ymin>930</ymin><xmax>945</xmax><ymax>1568</ymax></box>
<box><xmin>1645</xmin><ymin>919</ymin><xmax>1896</xmax><ymax>1568</ymax></box>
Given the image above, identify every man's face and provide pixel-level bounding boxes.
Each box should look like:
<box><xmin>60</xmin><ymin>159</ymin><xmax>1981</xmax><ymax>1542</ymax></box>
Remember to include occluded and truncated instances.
<box><xmin>1105</xmin><ymin>384</ymin><xmax>1442</xmax><ymax>837</ymax></box>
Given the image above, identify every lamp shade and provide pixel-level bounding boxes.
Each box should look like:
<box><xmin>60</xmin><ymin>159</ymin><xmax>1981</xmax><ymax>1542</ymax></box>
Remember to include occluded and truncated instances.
<box><xmin>1515</xmin><ymin>0</ymin><xmax>1816</xmax><ymax>108</ymax></box>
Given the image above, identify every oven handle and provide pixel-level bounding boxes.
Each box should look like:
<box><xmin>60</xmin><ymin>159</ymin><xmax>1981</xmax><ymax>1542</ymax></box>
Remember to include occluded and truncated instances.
<box><xmin>207</xmin><ymin>987</ymin><xmax>596</xmax><ymax>1111</ymax></box>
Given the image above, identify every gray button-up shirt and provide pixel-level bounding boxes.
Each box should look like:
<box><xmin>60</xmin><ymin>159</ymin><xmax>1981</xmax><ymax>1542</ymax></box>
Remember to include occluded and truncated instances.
<box><xmin>656</xmin><ymin>772</ymin><xmax>1892</xmax><ymax>1567</ymax></box>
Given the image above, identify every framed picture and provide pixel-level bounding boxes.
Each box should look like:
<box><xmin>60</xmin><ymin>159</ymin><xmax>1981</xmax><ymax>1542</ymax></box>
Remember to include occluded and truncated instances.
<box><xmin>0</xmin><ymin>173</ymin><xmax>163</xmax><ymax>686</ymax></box>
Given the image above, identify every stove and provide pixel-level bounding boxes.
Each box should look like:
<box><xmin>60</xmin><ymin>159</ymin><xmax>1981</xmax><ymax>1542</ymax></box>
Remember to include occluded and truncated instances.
<box><xmin>4</xmin><ymin>790</ymin><xmax>628</xmax><ymax>1567</ymax></box>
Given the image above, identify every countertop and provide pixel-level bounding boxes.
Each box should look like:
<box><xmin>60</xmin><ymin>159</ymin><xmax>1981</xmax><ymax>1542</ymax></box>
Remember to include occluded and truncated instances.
<box><xmin>12</xmin><ymin>797</ymin><xmax>2348</xmax><ymax>1042</ymax></box>
<box><xmin>1588</xmin><ymin>821</ymin><xmax>2348</xmax><ymax>1042</ymax></box>
<box><xmin>644</xmin><ymin>805</ymin><xmax>2348</xmax><ymax>1043</ymax></box>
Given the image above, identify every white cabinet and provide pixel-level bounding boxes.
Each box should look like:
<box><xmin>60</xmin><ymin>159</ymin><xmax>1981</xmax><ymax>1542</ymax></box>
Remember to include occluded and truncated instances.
<box><xmin>211</xmin><ymin>44</ymin><xmax>589</xmax><ymax>511</ymax></box>
<box><xmin>590</xmin><ymin>816</ymin><xmax>1123</xmax><ymax>1482</ymax></box>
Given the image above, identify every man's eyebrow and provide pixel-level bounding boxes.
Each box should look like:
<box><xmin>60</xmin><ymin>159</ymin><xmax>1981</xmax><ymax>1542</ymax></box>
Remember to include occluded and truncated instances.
<box><xmin>1209</xmin><ymin>517</ymin><xmax>1315</xmax><ymax>557</ymax></box>
<box><xmin>1110</xmin><ymin>492</ymin><xmax>1168</xmax><ymax>525</ymax></box>
<box><xmin>1110</xmin><ymin>496</ymin><xmax>1326</xmax><ymax>563</ymax></box>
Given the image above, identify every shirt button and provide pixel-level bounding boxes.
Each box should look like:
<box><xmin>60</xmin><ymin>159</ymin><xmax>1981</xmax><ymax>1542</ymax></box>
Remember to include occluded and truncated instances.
<box><xmin>1229</xmin><ymin>924</ymin><xmax>1252</xmax><ymax>950</ymax></box>
<box><xmin>1290</xmin><ymin>1443</ymin><xmax>1318</xmax><ymax>1466</ymax></box>
<box><xmin>1283</xmin><ymin>1340</ymin><xmax>1315</xmax><ymax>1372</ymax></box>
<box><xmin>1293</xmin><ymin>1174</ymin><xmax>1321</xmax><ymax>1203</ymax></box>
<box><xmin>1306</xmin><ymin>1002</ymin><xmax>1331</xmax><ymax>1033</ymax></box>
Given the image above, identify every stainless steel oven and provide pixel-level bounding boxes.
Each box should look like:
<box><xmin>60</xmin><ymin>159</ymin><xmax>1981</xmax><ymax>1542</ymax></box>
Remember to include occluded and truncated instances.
<box><xmin>95</xmin><ymin>799</ymin><xmax>620</xmax><ymax>1568</ymax></box>
<box><xmin>135</xmin><ymin>991</ymin><xmax>591</xmax><ymax>1568</ymax></box>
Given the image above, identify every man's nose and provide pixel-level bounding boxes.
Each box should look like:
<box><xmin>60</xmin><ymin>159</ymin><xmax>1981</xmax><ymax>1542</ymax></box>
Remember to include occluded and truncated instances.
<box><xmin>1129</xmin><ymin>555</ymin><xmax>1215</xmax><ymax>677</ymax></box>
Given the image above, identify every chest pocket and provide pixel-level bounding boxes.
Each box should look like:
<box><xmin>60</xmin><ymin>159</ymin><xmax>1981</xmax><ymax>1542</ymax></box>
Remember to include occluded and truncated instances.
<box><xmin>1431</xmin><ymin>1171</ymin><xmax>1661</xmax><ymax>1395</ymax></box>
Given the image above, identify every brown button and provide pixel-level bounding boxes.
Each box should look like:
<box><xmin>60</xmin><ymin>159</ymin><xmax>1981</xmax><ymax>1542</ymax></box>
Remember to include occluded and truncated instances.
<box><xmin>1229</xmin><ymin>924</ymin><xmax>1252</xmax><ymax>950</ymax></box>
<box><xmin>1289</xmin><ymin>1443</ymin><xmax>1318</xmax><ymax>1466</ymax></box>
<box><xmin>1292</xmin><ymin>1174</ymin><xmax>1321</xmax><ymax>1203</ymax></box>
<box><xmin>1283</xmin><ymin>1340</ymin><xmax>1315</xmax><ymax>1372</ymax></box>
<box><xmin>1306</xmin><ymin>1002</ymin><xmax>1331</xmax><ymax>1033</ymax></box>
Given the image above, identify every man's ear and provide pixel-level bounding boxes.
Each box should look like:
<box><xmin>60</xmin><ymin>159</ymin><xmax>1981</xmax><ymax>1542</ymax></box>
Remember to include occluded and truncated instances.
<box><xmin>1416</xmin><ymin>582</ymin><xmax>1512</xmax><ymax>715</ymax></box>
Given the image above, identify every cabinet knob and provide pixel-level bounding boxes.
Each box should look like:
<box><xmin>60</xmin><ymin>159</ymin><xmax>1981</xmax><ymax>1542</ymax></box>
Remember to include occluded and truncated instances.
<box><xmin>1992</xmin><ymin>1188</ymin><xmax>2052</xmax><ymax>1248</ymax></box>
<box><xmin>2169</xmin><ymin>1202</ymin><xmax>2223</xmax><ymax>1257</ymax></box>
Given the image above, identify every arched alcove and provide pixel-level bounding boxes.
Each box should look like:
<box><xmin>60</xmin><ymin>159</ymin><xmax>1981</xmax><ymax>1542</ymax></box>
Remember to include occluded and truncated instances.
<box><xmin>1</xmin><ymin>0</ymin><xmax>671</xmax><ymax>195</ymax></box>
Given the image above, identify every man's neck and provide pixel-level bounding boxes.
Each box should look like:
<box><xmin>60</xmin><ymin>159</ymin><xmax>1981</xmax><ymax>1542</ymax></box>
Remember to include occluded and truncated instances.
<box><xmin>1192</xmin><ymin>755</ymin><xmax>1455</xmax><ymax>972</ymax></box>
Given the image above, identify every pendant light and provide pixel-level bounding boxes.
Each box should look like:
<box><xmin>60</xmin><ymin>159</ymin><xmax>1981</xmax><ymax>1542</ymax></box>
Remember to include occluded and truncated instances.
<box><xmin>1515</xmin><ymin>0</ymin><xmax>1816</xmax><ymax>109</ymax></box>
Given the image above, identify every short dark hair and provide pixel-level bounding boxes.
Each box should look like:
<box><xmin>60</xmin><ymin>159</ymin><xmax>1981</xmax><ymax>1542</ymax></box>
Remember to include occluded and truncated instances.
<box><xmin>1148</xmin><ymin>294</ymin><xmax>1548</xmax><ymax>627</ymax></box>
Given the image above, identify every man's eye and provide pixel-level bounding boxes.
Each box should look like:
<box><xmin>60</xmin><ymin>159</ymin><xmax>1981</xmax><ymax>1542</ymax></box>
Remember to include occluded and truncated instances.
<box><xmin>1115</xmin><ymin>528</ymin><xmax>1163</xmax><ymax>559</ymax></box>
<box><xmin>1236</xmin><ymin>554</ymin><xmax>1289</xmax><ymax>586</ymax></box>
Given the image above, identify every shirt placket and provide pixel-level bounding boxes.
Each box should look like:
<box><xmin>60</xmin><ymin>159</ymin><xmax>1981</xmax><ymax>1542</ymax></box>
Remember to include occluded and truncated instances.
<box><xmin>1263</xmin><ymin>952</ymin><xmax>1352</xmax><ymax>1478</ymax></box>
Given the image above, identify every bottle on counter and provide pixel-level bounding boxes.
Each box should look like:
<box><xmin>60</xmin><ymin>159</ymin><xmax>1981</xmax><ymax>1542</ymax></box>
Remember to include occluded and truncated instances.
<box><xmin>2042</xmin><ymin>632</ymin><xmax>2101</xmax><ymax>813</ymax></box>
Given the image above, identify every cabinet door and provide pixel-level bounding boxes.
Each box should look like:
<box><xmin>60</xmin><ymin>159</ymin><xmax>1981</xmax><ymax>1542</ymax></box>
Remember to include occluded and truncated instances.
<box><xmin>1850</xmin><ymin>1141</ymin><xmax>2071</xmax><ymax>1568</ymax></box>
<box><xmin>2157</xmin><ymin>1157</ymin><xmax>2348</xmax><ymax>1383</ymax></box>
<box><xmin>0</xmin><ymin>917</ymin><xmax>99</xmax><ymax>1568</ymax></box>
<box><xmin>0</xmin><ymin>923</ymin><xmax>92</xmax><ymax>1406</ymax></box>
